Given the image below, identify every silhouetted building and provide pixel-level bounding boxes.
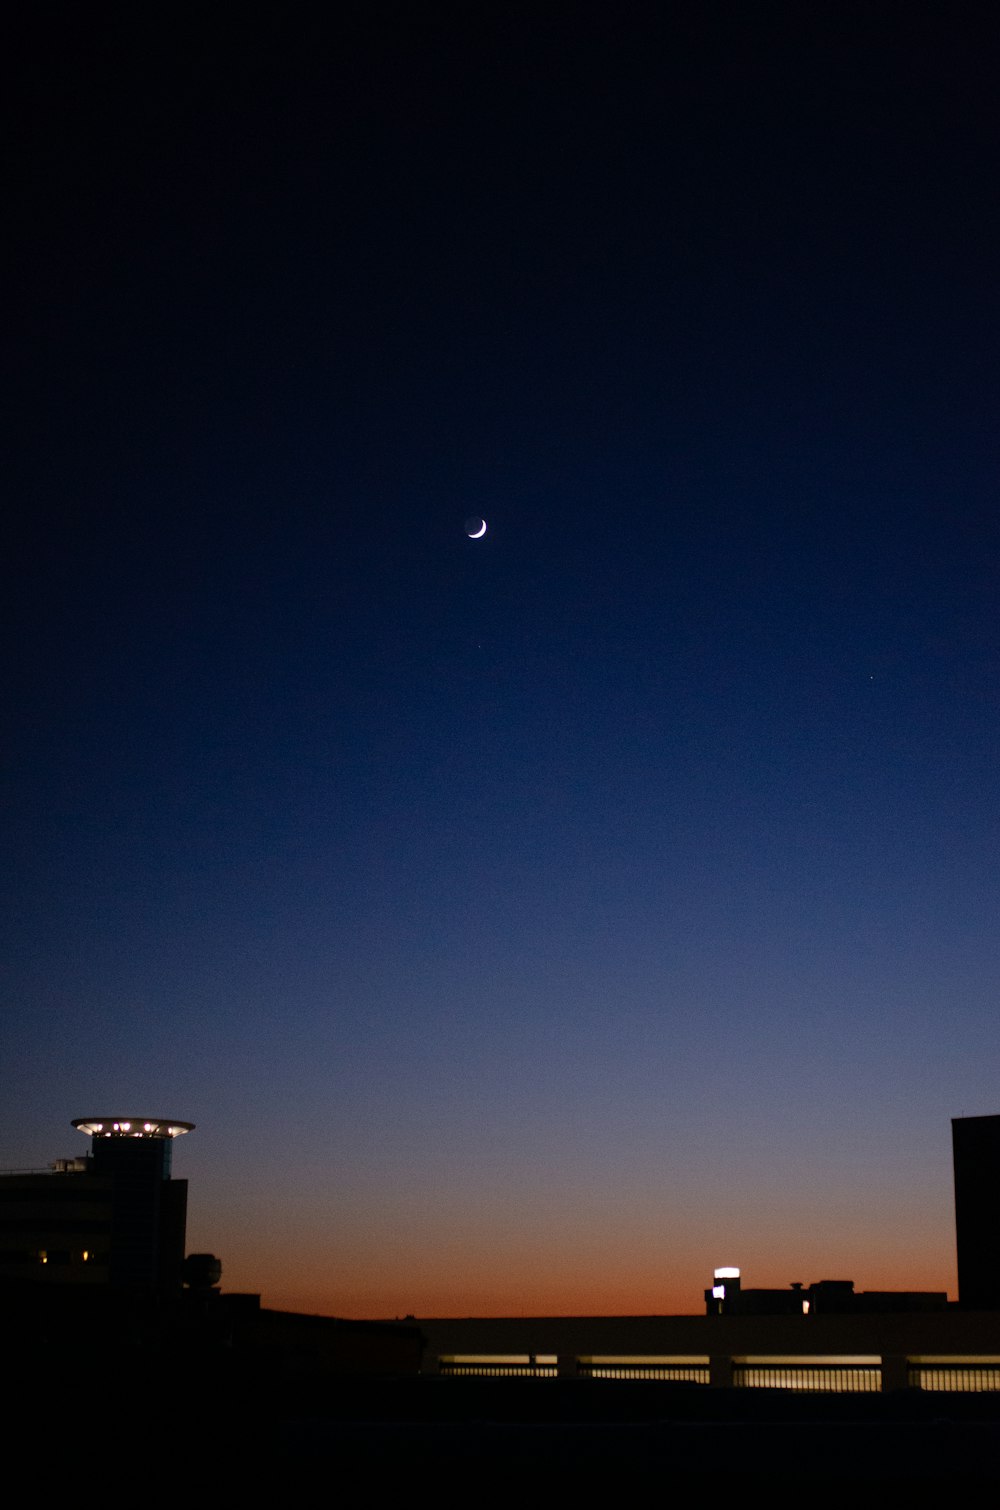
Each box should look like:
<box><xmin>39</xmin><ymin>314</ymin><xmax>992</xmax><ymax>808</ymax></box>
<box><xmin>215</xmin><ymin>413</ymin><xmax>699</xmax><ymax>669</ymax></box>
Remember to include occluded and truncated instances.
<box><xmin>703</xmin><ymin>1267</ymin><xmax>947</xmax><ymax>1316</ymax></box>
<box><xmin>1</xmin><ymin>1114</ymin><xmax>425</xmax><ymax>1385</ymax></box>
<box><xmin>953</xmin><ymin>1113</ymin><xmax>1000</xmax><ymax>1310</ymax></box>
<box><xmin>0</xmin><ymin>1116</ymin><xmax>193</xmax><ymax>1292</ymax></box>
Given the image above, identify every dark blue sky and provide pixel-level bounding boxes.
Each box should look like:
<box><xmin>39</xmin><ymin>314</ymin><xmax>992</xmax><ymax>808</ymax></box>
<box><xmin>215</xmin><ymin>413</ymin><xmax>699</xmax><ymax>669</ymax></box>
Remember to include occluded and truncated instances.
<box><xmin>4</xmin><ymin>5</ymin><xmax>998</xmax><ymax>1314</ymax></box>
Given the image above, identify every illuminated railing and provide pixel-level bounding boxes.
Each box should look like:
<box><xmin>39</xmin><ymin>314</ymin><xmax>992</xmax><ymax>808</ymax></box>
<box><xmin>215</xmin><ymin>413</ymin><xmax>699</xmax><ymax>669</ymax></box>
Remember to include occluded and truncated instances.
<box><xmin>438</xmin><ymin>1355</ymin><xmax>558</xmax><ymax>1378</ymax></box>
<box><xmin>577</xmin><ymin>1356</ymin><xmax>709</xmax><ymax>1383</ymax></box>
<box><xmin>908</xmin><ymin>1358</ymin><xmax>1000</xmax><ymax>1392</ymax></box>
<box><xmin>732</xmin><ymin>1356</ymin><xmax>881</xmax><ymax>1392</ymax></box>
<box><xmin>431</xmin><ymin>1353</ymin><xmax>1000</xmax><ymax>1390</ymax></box>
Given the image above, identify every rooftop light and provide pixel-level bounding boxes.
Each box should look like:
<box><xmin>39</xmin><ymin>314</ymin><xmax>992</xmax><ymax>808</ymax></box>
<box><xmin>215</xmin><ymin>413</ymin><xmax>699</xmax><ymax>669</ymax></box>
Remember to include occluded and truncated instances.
<box><xmin>72</xmin><ymin>1118</ymin><xmax>195</xmax><ymax>1139</ymax></box>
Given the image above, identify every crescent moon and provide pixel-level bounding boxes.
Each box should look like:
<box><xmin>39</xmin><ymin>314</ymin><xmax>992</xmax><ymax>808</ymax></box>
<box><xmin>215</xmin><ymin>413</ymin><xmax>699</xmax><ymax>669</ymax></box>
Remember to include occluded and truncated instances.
<box><xmin>468</xmin><ymin>519</ymin><xmax>487</xmax><ymax>538</ymax></box>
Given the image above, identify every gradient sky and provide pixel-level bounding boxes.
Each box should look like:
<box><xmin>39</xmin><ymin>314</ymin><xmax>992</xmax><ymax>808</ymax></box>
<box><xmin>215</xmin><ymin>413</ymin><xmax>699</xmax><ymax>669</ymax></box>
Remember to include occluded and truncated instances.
<box><xmin>4</xmin><ymin>6</ymin><xmax>998</xmax><ymax>1317</ymax></box>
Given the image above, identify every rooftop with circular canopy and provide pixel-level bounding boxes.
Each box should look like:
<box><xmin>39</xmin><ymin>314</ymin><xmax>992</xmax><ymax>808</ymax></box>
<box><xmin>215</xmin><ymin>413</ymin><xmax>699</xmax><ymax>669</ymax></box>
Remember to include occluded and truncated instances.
<box><xmin>72</xmin><ymin>1118</ymin><xmax>194</xmax><ymax>1139</ymax></box>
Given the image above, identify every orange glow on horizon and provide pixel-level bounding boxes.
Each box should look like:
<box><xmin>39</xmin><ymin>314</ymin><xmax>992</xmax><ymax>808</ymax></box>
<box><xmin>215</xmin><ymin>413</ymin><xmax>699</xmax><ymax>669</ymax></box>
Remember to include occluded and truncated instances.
<box><xmin>187</xmin><ymin>1167</ymin><xmax>958</xmax><ymax>1321</ymax></box>
<box><xmin>210</xmin><ymin>1244</ymin><xmax>955</xmax><ymax>1322</ymax></box>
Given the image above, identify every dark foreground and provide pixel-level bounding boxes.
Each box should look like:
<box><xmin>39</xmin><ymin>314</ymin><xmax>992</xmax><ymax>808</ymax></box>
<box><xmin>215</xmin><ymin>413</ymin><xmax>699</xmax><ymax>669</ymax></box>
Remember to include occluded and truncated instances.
<box><xmin>279</xmin><ymin>1376</ymin><xmax>999</xmax><ymax>1484</ymax></box>
<box><xmin>19</xmin><ymin>1358</ymin><xmax>998</xmax><ymax>1488</ymax></box>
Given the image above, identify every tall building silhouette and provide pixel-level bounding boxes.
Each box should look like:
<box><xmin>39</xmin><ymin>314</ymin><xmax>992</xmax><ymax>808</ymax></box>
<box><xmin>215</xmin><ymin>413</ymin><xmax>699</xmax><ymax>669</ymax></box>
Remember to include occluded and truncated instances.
<box><xmin>952</xmin><ymin>1113</ymin><xmax>1000</xmax><ymax>1309</ymax></box>
<box><xmin>1</xmin><ymin>1114</ymin><xmax>424</xmax><ymax>1382</ymax></box>
<box><xmin>0</xmin><ymin>1117</ymin><xmax>193</xmax><ymax>1292</ymax></box>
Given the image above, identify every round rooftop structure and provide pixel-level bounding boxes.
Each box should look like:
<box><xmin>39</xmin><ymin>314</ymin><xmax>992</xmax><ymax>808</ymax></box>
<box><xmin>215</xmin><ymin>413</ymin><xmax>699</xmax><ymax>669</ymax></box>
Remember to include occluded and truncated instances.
<box><xmin>72</xmin><ymin>1118</ymin><xmax>195</xmax><ymax>1139</ymax></box>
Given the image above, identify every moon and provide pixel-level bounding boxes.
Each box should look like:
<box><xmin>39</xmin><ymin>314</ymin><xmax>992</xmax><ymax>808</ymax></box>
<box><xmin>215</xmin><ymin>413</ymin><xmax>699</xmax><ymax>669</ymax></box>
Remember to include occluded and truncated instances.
<box><xmin>464</xmin><ymin>516</ymin><xmax>487</xmax><ymax>539</ymax></box>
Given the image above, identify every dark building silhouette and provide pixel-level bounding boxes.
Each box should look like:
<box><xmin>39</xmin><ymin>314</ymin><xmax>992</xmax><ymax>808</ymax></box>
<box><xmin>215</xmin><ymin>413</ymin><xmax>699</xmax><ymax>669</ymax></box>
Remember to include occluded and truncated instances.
<box><xmin>0</xmin><ymin>1116</ymin><xmax>193</xmax><ymax>1292</ymax></box>
<box><xmin>703</xmin><ymin>1267</ymin><xmax>947</xmax><ymax>1317</ymax></box>
<box><xmin>0</xmin><ymin>1115</ymin><xmax>425</xmax><ymax>1387</ymax></box>
<box><xmin>952</xmin><ymin>1113</ymin><xmax>1000</xmax><ymax>1310</ymax></box>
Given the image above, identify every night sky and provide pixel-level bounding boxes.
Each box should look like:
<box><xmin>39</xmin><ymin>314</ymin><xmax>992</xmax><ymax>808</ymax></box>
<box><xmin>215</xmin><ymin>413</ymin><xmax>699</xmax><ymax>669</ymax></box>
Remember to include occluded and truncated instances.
<box><xmin>4</xmin><ymin>5</ymin><xmax>998</xmax><ymax>1317</ymax></box>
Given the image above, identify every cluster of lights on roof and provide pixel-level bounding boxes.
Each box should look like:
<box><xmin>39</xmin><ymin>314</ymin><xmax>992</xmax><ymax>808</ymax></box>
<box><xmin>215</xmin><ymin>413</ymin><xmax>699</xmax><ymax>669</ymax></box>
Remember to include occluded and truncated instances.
<box><xmin>71</xmin><ymin>1118</ymin><xmax>194</xmax><ymax>1139</ymax></box>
